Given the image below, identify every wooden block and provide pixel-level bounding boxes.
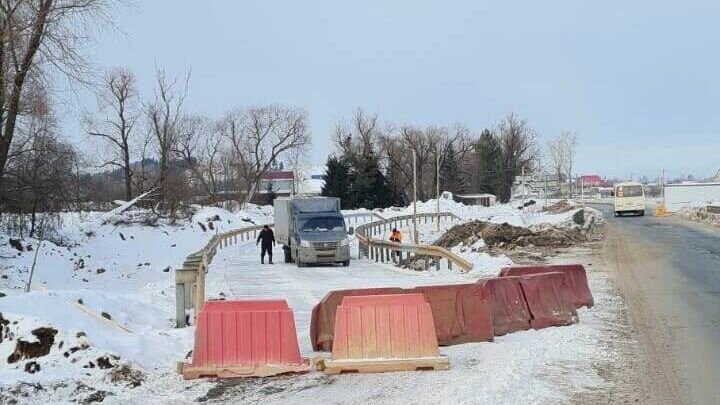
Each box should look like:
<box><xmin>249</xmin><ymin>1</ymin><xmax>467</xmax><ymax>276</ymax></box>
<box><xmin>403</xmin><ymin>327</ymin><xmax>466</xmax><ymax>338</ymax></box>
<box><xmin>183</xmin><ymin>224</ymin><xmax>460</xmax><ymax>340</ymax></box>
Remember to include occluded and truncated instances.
<box><xmin>322</xmin><ymin>356</ymin><xmax>449</xmax><ymax>375</ymax></box>
<box><xmin>181</xmin><ymin>361</ymin><xmax>311</xmax><ymax>380</ymax></box>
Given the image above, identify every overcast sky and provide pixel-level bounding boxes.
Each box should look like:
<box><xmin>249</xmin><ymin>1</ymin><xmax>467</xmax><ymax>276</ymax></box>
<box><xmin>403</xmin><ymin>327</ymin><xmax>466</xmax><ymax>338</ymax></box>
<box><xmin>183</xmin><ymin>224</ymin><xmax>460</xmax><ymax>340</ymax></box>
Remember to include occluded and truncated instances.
<box><xmin>66</xmin><ymin>0</ymin><xmax>720</xmax><ymax>180</ymax></box>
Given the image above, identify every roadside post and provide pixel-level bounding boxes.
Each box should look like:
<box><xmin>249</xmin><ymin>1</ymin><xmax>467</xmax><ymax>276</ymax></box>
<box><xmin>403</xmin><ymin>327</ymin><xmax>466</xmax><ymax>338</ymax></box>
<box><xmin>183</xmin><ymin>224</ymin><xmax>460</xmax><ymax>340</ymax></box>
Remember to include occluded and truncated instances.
<box><xmin>413</xmin><ymin>149</ymin><xmax>419</xmax><ymax>244</ymax></box>
<box><xmin>436</xmin><ymin>150</ymin><xmax>440</xmax><ymax>232</ymax></box>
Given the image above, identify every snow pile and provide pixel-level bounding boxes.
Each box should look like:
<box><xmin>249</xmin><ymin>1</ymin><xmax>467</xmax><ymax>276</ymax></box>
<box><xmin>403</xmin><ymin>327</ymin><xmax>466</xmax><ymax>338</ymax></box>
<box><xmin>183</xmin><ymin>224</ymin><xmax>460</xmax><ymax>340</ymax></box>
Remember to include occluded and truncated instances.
<box><xmin>376</xmin><ymin>197</ymin><xmax>589</xmax><ymax>229</ymax></box>
<box><xmin>0</xmin><ymin>204</ymin><xmax>273</xmax><ymax>401</ymax></box>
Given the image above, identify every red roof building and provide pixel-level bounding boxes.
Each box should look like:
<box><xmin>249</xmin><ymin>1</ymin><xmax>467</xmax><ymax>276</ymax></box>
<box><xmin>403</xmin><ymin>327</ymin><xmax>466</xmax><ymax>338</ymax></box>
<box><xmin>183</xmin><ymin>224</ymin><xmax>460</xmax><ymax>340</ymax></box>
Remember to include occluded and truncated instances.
<box><xmin>579</xmin><ymin>175</ymin><xmax>602</xmax><ymax>187</ymax></box>
<box><xmin>261</xmin><ymin>171</ymin><xmax>294</xmax><ymax>180</ymax></box>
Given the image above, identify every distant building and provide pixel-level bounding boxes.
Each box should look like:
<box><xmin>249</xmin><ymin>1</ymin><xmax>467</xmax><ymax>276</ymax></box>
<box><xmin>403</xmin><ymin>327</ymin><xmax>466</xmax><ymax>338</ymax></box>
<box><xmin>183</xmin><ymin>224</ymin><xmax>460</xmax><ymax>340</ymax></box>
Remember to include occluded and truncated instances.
<box><xmin>579</xmin><ymin>175</ymin><xmax>602</xmax><ymax>187</ymax></box>
<box><xmin>454</xmin><ymin>193</ymin><xmax>497</xmax><ymax>207</ymax></box>
<box><xmin>259</xmin><ymin>171</ymin><xmax>294</xmax><ymax>195</ymax></box>
<box><xmin>664</xmin><ymin>182</ymin><xmax>720</xmax><ymax>212</ymax></box>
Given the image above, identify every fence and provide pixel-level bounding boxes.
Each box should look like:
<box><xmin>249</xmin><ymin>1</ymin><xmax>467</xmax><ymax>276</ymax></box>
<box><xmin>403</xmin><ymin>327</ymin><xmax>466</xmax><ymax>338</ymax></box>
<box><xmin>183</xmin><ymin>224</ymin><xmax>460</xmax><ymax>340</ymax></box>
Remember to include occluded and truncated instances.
<box><xmin>355</xmin><ymin>212</ymin><xmax>473</xmax><ymax>272</ymax></box>
<box><xmin>342</xmin><ymin>211</ymin><xmax>386</xmax><ymax>225</ymax></box>
<box><xmin>175</xmin><ymin>212</ymin><xmax>387</xmax><ymax>327</ymax></box>
<box><xmin>175</xmin><ymin>224</ymin><xmax>272</xmax><ymax>327</ymax></box>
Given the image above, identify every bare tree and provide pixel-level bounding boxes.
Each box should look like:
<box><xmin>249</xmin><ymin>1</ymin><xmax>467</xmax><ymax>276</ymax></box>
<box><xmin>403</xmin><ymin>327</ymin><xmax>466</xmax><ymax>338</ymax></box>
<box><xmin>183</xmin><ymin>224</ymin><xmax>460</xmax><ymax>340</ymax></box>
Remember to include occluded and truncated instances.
<box><xmin>0</xmin><ymin>0</ymin><xmax>112</xmax><ymax>191</ymax></box>
<box><xmin>379</xmin><ymin>123</ymin><xmax>471</xmax><ymax>201</ymax></box>
<box><xmin>2</xmin><ymin>100</ymin><xmax>77</xmax><ymax>237</ymax></box>
<box><xmin>132</xmin><ymin>126</ymin><xmax>154</xmax><ymax>195</ymax></box>
<box><xmin>222</xmin><ymin>105</ymin><xmax>310</xmax><ymax>205</ymax></box>
<box><xmin>334</xmin><ymin>108</ymin><xmax>382</xmax><ymax>159</ymax></box>
<box><xmin>496</xmin><ymin>113</ymin><xmax>537</xmax><ymax>202</ymax></box>
<box><xmin>174</xmin><ymin>114</ymin><xmax>226</xmax><ymax>201</ymax></box>
<box><xmin>145</xmin><ymin>68</ymin><xmax>189</xmax><ymax>204</ymax></box>
<box><xmin>546</xmin><ymin>131</ymin><xmax>577</xmax><ymax>196</ymax></box>
<box><xmin>547</xmin><ymin>136</ymin><xmax>566</xmax><ymax>187</ymax></box>
<box><xmin>379</xmin><ymin>134</ymin><xmax>413</xmax><ymax>203</ymax></box>
<box><xmin>85</xmin><ymin>67</ymin><xmax>138</xmax><ymax>200</ymax></box>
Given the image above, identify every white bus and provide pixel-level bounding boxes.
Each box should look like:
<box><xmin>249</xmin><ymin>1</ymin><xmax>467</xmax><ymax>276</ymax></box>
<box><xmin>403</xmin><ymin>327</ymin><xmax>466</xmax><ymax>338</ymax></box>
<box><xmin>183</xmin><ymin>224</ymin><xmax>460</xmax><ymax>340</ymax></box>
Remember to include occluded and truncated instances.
<box><xmin>613</xmin><ymin>182</ymin><xmax>645</xmax><ymax>216</ymax></box>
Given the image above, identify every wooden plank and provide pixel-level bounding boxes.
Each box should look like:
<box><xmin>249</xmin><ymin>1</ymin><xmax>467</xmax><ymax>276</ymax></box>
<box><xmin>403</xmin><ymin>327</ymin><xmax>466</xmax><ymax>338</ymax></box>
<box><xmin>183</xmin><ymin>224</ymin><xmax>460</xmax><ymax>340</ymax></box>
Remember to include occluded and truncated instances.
<box><xmin>322</xmin><ymin>356</ymin><xmax>449</xmax><ymax>375</ymax></box>
<box><xmin>181</xmin><ymin>361</ymin><xmax>311</xmax><ymax>380</ymax></box>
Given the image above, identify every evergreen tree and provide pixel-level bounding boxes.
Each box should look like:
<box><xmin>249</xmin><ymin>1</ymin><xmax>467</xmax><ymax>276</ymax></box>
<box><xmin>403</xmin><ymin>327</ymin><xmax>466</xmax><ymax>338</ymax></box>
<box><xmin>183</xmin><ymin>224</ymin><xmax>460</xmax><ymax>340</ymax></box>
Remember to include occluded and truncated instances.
<box><xmin>472</xmin><ymin>129</ymin><xmax>502</xmax><ymax>195</ymax></box>
<box><xmin>439</xmin><ymin>143</ymin><xmax>466</xmax><ymax>195</ymax></box>
<box><xmin>321</xmin><ymin>156</ymin><xmax>351</xmax><ymax>208</ymax></box>
<box><xmin>348</xmin><ymin>152</ymin><xmax>396</xmax><ymax>209</ymax></box>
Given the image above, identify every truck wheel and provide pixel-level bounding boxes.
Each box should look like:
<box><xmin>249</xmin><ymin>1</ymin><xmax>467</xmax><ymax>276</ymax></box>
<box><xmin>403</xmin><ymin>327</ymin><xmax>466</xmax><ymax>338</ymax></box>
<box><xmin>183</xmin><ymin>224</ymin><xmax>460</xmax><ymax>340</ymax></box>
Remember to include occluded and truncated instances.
<box><xmin>639</xmin><ymin>210</ymin><xmax>645</xmax><ymax>216</ymax></box>
<box><xmin>342</xmin><ymin>260</ymin><xmax>350</xmax><ymax>267</ymax></box>
<box><xmin>283</xmin><ymin>247</ymin><xmax>291</xmax><ymax>263</ymax></box>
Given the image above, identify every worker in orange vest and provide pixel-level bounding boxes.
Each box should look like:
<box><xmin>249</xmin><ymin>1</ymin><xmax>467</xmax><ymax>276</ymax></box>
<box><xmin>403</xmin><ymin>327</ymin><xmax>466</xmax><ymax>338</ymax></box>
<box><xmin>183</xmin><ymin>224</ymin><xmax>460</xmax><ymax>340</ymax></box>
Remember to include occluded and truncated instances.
<box><xmin>389</xmin><ymin>228</ymin><xmax>402</xmax><ymax>243</ymax></box>
<box><xmin>389</xmin><ymin>228</ymin><xmax>402</xmax><ymax>262</ymax></box>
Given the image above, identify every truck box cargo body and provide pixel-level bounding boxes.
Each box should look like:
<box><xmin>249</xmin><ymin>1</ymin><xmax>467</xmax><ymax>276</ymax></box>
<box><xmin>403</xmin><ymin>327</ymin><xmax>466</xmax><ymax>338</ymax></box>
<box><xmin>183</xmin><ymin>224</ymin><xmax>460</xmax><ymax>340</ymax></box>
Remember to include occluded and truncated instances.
<box><xmin>274</xmin><ymin>197</ymin><xmax>350</xmax><ymax>267</ymax></box>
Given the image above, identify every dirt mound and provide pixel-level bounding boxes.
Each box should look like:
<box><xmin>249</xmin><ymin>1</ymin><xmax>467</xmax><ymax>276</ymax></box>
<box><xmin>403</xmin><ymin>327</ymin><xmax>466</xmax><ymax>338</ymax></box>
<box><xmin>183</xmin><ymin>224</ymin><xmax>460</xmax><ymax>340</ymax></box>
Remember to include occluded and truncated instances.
<box><xmin>435</xmin><ymin>220</ymin><xmax>585</xmax><ymax>250</ymax></box>
<box><xmin>397</xmin><ymin>220</ymin><xmax>589</xmax><ymax>271</ymax></box>
<box><xmin>542</xmin><ymin>199</ymin><xmax>576</xmax><ymax>213</ymax></box>
<box><xmin>7</xmin><ymin>327</ymin><xmax>57</xmax><ymax>363</ymax></box>
<box><xmin>107</xmin><ymin>364</ymin><xmax>145</xmax><ymax>388</ymax></box>
<box><xmin>434</xmin><ymin>221</ymin><xmax>491</xmax><ymax>248</ymax></box>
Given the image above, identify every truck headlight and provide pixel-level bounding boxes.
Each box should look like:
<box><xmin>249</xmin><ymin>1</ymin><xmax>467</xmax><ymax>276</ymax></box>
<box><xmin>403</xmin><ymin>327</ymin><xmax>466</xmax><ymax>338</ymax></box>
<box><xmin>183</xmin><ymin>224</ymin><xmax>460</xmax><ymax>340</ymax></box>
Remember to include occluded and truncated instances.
<box><xmin>300</xmin><ymin>240</ymin><xmax>312</xmax><ymax>248</ymax></box>
<box><xmin>339</xmin><ymin>238</ymin><xmax>349</xmax><ymax>247</ymax></box>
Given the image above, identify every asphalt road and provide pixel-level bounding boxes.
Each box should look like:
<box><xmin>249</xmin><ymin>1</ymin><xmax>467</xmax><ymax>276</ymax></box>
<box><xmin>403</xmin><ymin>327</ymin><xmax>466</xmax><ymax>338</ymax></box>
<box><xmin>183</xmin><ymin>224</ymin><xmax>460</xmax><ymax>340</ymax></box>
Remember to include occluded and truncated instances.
<box><xmin>593</xmin><ymin>204</ymin><xmax>720</xmax><ymax>404</ymax></box>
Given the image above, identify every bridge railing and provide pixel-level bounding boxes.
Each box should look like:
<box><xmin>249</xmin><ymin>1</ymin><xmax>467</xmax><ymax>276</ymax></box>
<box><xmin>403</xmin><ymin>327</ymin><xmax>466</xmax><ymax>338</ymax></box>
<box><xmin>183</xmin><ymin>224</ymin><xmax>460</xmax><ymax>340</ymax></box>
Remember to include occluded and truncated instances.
<box><xmin>354</xmin><ymin>212</ymin><xmax>473</xmax><ymax>273</ymax></box>
<box><xmin>175</xmin><ymin>223</ymin><xmax>273</xmax><ymax>327</ymax></box>
<box><xmin>175</xmin><ymin>211</ymin><xmax>473</xmax><ymax>327</ymax></box>
<box><xmin>342</xmin><ymin>211</ymin><xmax>386</xmax><ymax>225</ymax></box>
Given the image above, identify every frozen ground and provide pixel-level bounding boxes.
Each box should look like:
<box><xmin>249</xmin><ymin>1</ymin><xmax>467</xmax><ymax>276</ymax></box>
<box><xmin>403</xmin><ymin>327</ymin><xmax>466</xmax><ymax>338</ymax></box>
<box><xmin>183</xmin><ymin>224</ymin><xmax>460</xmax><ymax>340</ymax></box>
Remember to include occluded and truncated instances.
<box><xmin>0</xmin><ymin>199</ymin><xmax>621</xmax><ymax>404</ymax></box>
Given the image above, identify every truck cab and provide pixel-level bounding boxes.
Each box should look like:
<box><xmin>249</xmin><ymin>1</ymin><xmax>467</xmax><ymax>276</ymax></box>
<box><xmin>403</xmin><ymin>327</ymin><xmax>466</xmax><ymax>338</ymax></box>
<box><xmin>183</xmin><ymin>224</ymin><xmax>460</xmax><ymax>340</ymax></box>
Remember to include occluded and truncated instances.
<box><xmin>274</xmin><ymin>197</ymin><xmax>351</xmax><ymax>267</ymax></box>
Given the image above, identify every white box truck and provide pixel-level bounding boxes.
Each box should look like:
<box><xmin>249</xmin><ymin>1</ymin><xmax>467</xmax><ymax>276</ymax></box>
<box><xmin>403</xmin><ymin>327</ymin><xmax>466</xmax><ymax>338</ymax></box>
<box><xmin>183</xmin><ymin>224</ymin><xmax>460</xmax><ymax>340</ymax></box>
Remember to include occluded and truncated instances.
<box><xmin>274</xmin><ymin>197</ymin><xmax>351</xmax><ymax>267</ymax></box>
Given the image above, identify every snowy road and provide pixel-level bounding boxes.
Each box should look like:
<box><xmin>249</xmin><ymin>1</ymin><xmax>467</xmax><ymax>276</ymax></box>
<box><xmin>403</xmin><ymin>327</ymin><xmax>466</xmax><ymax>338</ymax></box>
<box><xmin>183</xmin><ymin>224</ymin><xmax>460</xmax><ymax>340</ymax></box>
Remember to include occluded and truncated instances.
<box><xmin>201</xmin><ymin>238</ymin><xmax>620</xmax><ymax>405</ymax></box>
<box><xmin>594</xmin><ymin>204</ymin><xmax>720</xmax><ymax>404</ymax></box>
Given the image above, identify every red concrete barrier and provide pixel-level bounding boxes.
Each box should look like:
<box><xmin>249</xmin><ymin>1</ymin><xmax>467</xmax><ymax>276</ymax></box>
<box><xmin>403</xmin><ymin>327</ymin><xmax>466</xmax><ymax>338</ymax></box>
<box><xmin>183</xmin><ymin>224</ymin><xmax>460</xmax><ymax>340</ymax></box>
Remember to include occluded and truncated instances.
<box><xmin>310</xmin><ymin>287</ymin><xmax>405</xmax><ymax>351</ymax></box>
<box><xmin>499</xmin><ymin>264</ymin><xmax>594</xmax><ymax>308</ymax></box>
<box><xmin>181</xmin><ymin>300</ymin><xmax>310</xmax><ymax>379</ymax></box>
<box><xmin>203</xmin><ymin>299</ymin><xmax>289</xmax><ymax>312</ymax></box>
<box><xmin>323</xmin><ymin>294</ymin><xmax>449</xmax><ymax>374</ymax></box>
<box><xmin>517</xmin><ymin>272</ymin><xmax>578</xmax><ymax>329</ymax></box>
<box><xmin>412</xmin><ymin>284</ymin><xmax>494</xmax><ymax>344</ymax></box>
<box><xmin>476</xmin><ymin>277</ymin><xmax>531</xmax><ymax>336</ymax></box>
<box><xmin>311</xmin><ymin>284</ymin><xmax>494</xmax><ymax>350</ymax></box>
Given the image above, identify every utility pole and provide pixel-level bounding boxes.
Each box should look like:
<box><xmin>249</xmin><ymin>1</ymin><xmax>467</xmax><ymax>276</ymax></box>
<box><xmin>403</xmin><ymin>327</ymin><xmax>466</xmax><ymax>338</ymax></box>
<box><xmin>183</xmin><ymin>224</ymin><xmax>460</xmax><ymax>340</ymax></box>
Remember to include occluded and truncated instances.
<box><xmin>521</xmin><ymin>166</ymin><xmax>526</xmax><ymax>206</ymax></box>
<box><xmin>436</xmin><ymin>149</ymin><xmax>440</xmax><ymax>232</ymax></box>
<box><xmin>544</xmin><ymin>174</ymin><xmax>548</xmax><ymax>206</ymax></box>
<box><xmin>581</xmin><ymin>176</ymin><xmax>585</xmax><ymax>209</ymax></box>
<box><xmin>413</xmin><ymin>149</ymin><xmax>419</xmax><ymax>244</ymax></box>
<box><xmin>661</xmin><ymin>167</ymin><xmax>665</xmax><ymax>206</ymax></box>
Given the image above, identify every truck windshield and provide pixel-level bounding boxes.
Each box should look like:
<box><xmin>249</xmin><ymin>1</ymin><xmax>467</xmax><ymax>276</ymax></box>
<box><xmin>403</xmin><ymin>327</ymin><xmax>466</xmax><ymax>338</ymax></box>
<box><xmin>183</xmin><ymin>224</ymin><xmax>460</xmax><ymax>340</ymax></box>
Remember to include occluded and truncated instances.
<box><xmin>299</xmin><ymin>217</ymin><xmax>345</xmax><ymax>233</ymax></box>
<box><xmin>616</xmin><ymin>185</ymin><xmax>643</xmax><ymax>197</ymax></box>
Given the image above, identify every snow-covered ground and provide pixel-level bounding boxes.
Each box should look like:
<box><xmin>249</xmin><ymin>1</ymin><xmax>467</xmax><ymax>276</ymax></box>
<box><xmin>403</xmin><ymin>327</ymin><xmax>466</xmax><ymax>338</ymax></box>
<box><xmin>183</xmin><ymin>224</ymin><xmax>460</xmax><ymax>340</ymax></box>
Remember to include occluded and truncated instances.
<box><xmin>200</xmin><ymin>240</ymin><xmax>619</xmax><ymax>404</ymax></box>
<box><xmin>0</xmin><ymin>204</ymin><xmax>273</xmax><ymax>403</ymax></box>
<box><xmin>0</xmin><ymin>198</ymin><xmax>619</xmax><ymax>404</ymax></box>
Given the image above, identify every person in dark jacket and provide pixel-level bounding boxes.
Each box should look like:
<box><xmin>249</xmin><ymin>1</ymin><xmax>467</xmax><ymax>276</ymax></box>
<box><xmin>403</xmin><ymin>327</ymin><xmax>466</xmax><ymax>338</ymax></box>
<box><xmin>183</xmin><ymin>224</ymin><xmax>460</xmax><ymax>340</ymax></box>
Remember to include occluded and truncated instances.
<box><xmin>256</xmin><ymin>225</ymin><xmax>276</xmax><ymax>264</ymax></box>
